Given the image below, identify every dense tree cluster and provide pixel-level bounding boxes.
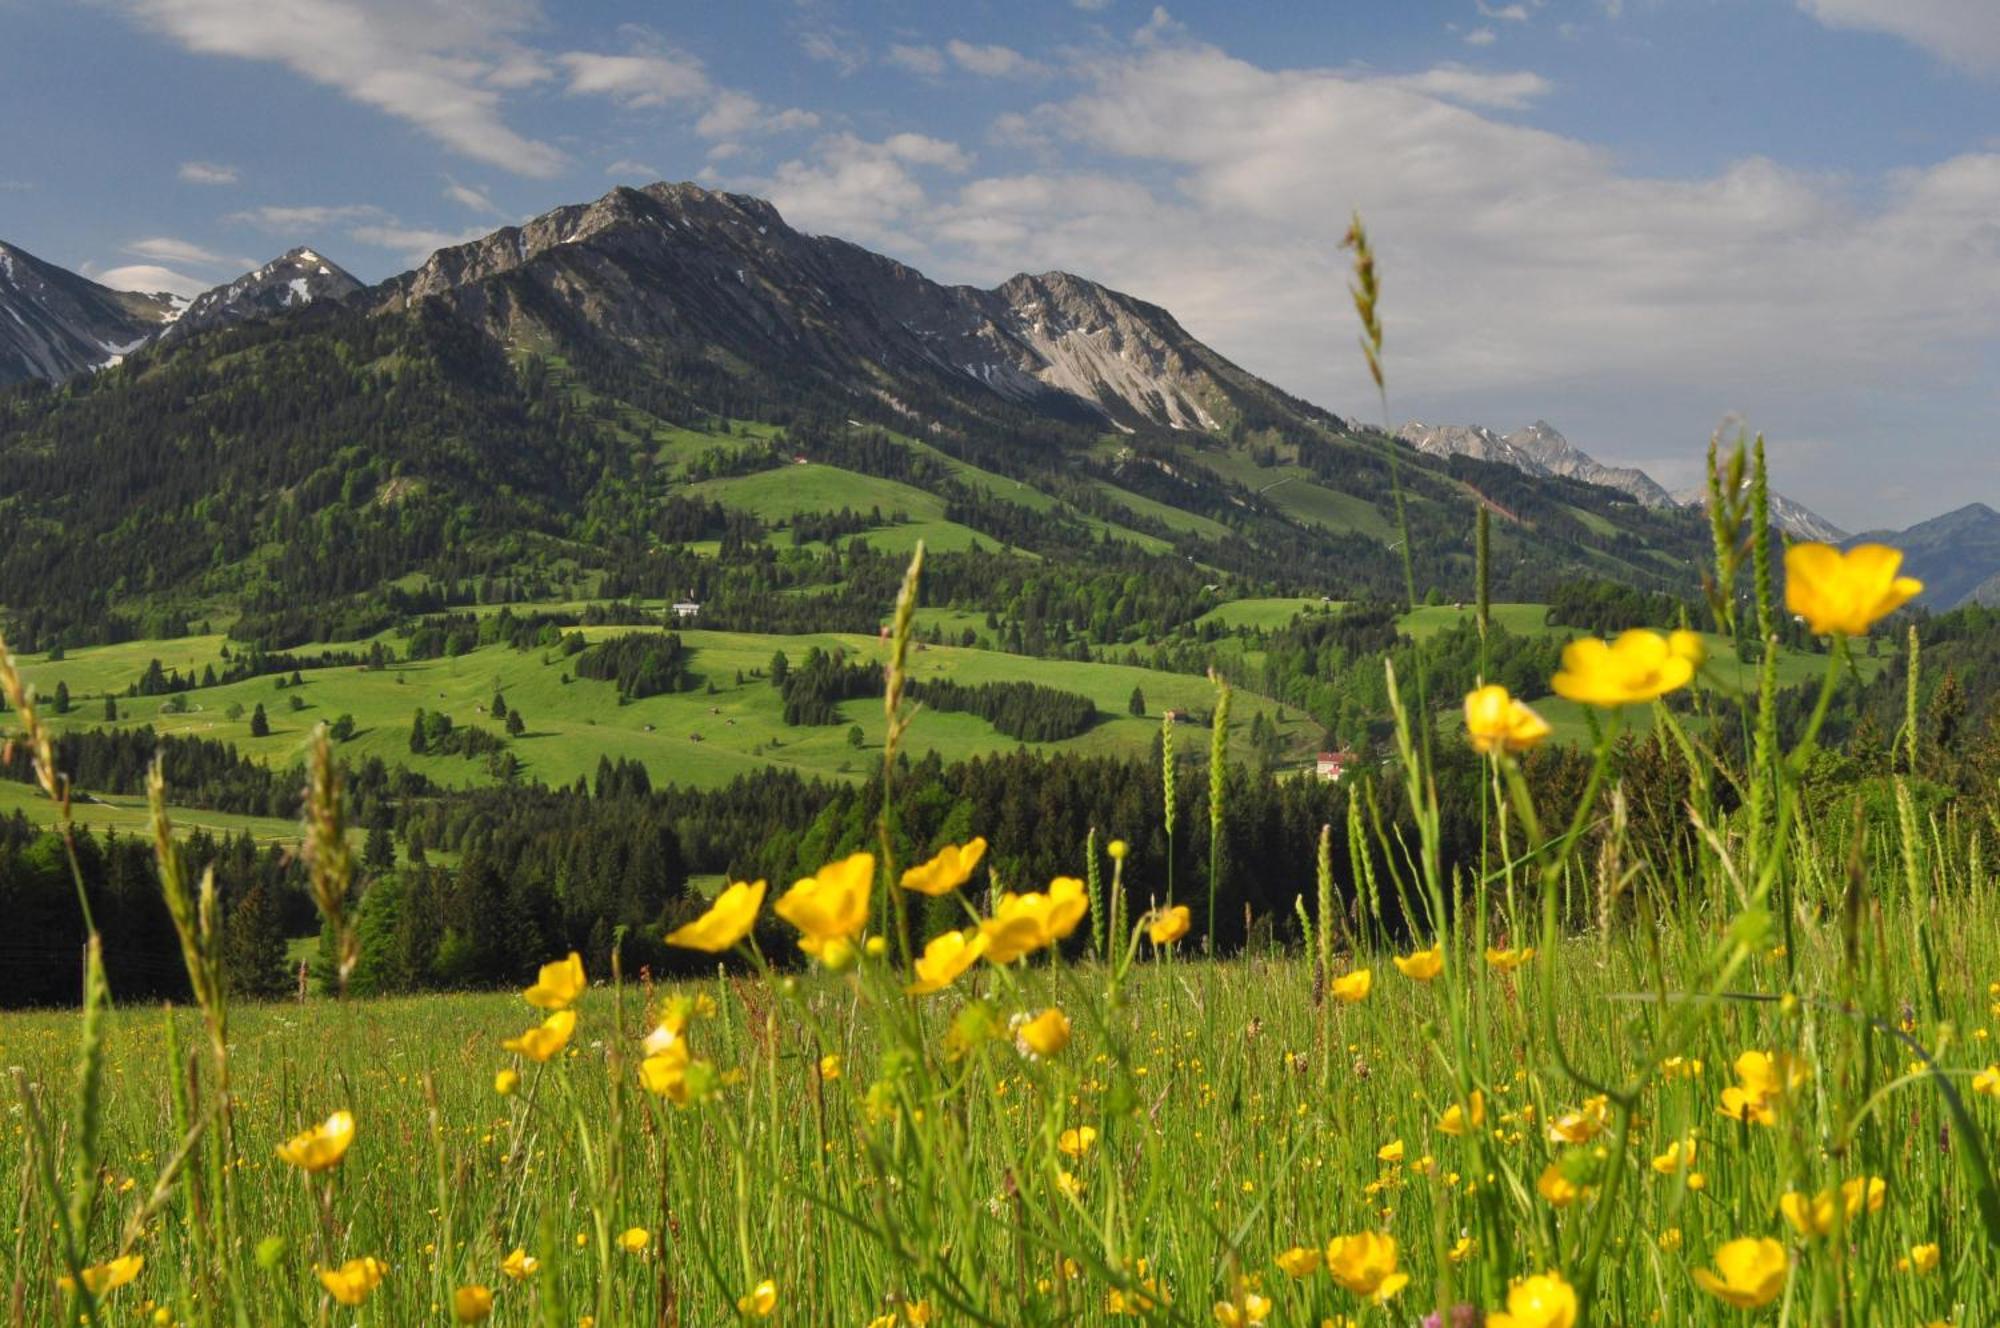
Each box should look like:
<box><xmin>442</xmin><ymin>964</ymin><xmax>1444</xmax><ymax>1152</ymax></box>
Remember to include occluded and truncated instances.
<box><xmin>572</xmin><ymin>633</ymin><xmax>697</xmax><ymax>700</ymax></box>
<box><xmin>907</xmin><ymin>678</ymin><xmax>1097</xmax><ymax>742</ymax></box>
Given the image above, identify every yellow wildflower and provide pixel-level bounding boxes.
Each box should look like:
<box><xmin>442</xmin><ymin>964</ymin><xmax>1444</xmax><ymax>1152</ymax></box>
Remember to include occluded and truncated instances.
<box><xmin>774</xmin><ymin>852</ymin><xmax>874</xmax><ymax>960</ymax></box>
<box><xmin>617</xmin><ymin>1228</ymin><xmax>650</xmax><ymax>1255</ymax></box>
<box><xmin>56</xmin><ymin>1254</ymin><xmax>143</xmax><ymax>1297</ymax></box>
<box><xmin>900</xmin><ymin>838</ymin><xmax>986</xmax><ymax>895</ymax></box>
<box><xmin>1439</xmin><ymin>1090</ymin><xmax>1484</xmax><ymax>1136</ymax></box>
<box><xmin>1330</xmin><ymin>968</ymin><xmax>1372</xmax><ymax>1003</ymax></box>
<box><xmin>318</xmin><ymin>1257</ymin><xmax>386</xmax><ymax>1307</ymax></box>
<box><xmin>452</xmin><ymin>1285</ymin><xmax>493</xmax><ymax>1322</ymax></box>
<box><xmin>502</xmin><ymin>1010</ymin><xmax>576</xmax><ymax>1063</ymax></box>
<box><xmin>905</xmin><ymin>929</ymin><xmax>987</xmax><ymax>996</ymax></box>
<box><xmin>1784</xmin><ymin>542</ymin><xmax>1922</xmax><ymax>637</ymax></box>
<box><xmin>737</xmin><ymin>1279</ymin><xmax>777</xmax><ymax>1317</ymax></box>
<box><xmin>1015</xmin><ymin>1007</ymin><xmax>1072</xmax><ymax>1058</ymax></box>
<box><xmin>500</xmin><ymin>1248</ymin><xmax>539</xmax><ymax>1281</ymax></box>
<box><xmin>1147</xmin><ymin>904</ymin><xmax>1192</xmax><ymax>945</ymax></box>
<box><xmin>1551</xmin><ymin>629</ymin><xmax>1695</xmax><ymax>707</ymax></box>
<box><xmin>277</xmin><ymin>1110</ymin><xmax>354</xmax><ymax>1173</ymax></box>
<box><xmin>1484</xmin><ymin>946</ymin><xmax>1535</xmax><ymax>972</ymax></box>
<box><xmin>1274</xmin><ymin>1246</ymin><xmax>1322</xmax><ymax>1278</ymax></box>
<box><xmin>665</xmin><ymin>880</ymin><xmax>766</xmax><ymax>952</ymax></box>
<box><xmin>1487</xmin><ymin>1270</ymin><xmax>1578</xmax><ymax>1328</ymax></box>
<box><xmin>1394</xmin><ymin>945</ymin><xmax>1443</xmax><ymax>981</ymax></box>
<box><xmin>1692</xmin><ymin>1238</ymin><xmax>1787</xmax><ymax>1309</ymax></box>
<box><xmin>1323</xmin><ymin>1232</ymin><xmax>1408</xmax><ymax>1304</ymax></box>
<box><xmin>521</xmin><ymin>951</ymin><xmax>585</xmax><ymax>1010</ymax></box>
<box><xmin>1464</xmin><ymin>683</ymin><xmax>1551</xmax><ymax>755</ymax></box>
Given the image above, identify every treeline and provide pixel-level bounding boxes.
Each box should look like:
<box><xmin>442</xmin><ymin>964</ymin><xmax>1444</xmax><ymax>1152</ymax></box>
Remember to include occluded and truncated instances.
<box><xmin>0</xmin><ymin>814</ymin><xmax>309</xmax><ymax>1005</ymax></box>
<box><xmin>776</xmin><ymin>647</ymin><xmax>881</xmax><ymax>725</ymax></box>
<box><xmin>908</xmin><ymin>678</ymin><xmax>1097</xmax><ymax>742</ymax></box>
<box><xmin>573</xmin><ymin>633</ymin><xmax>697</xmax><ymax>700</ymax></box>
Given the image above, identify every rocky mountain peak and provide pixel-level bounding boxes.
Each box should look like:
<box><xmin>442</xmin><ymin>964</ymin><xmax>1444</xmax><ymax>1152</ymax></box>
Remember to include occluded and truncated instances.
<box><xmin>0</xmin><ymin>238</ymin><xmax>182</xmax><ymax>385</ymax></box>
<box><xmin>155</xmin><ymin>248</ymin><xmax>363</xmax><ymax>347</ymax></box>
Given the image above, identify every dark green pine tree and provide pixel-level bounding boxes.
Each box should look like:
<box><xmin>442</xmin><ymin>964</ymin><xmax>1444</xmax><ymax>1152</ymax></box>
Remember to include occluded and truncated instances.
<box><xmin>221</xmin><ymin>883</ymin><xmax>291</xmax><ymax>999</ymax></box>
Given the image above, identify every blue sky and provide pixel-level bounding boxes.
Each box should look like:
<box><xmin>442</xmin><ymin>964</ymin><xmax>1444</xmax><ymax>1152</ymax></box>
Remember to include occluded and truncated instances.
<box><xmin>3</xmin><ymin>0</ymin><xmax>1997</xmax><ymax>529</ymax></box>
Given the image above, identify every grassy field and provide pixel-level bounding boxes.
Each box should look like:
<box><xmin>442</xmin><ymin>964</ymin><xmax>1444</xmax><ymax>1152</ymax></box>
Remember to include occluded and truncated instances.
<box><xmin>15</xmin><ymin>627</ymin><xmax>1308</xmax><ymax>794</ymax></box>
<box><xmin>3</xmin><ymin>868</ymin><xmax>1992</xmax><ymax>1325</ymax></box>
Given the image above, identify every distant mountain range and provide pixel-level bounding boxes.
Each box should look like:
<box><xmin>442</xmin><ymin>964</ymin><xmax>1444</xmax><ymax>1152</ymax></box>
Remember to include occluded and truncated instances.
<box><xmin>1849</xmin><ymin>503</ymin><xmax>2000</xmax><ymax>609</ymax></box>
<box><xmin>1399</xmin><ymin>419</ymin><xmax>1850</xmax><ymax>543</ymax></box>
<box><xmin>0</xmin><ymin>181</ymin><xmax>1988</xmax><ymax>639</ymax></box>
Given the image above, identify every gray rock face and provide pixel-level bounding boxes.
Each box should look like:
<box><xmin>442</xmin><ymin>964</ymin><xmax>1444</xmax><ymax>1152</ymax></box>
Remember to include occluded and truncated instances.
<box><xmin>1671</xmin><ymin>483</ymin><xmax>1850</xmax><ymax>544</ymax></box>
<box><xmin>372</xmin><ymin>183</ymin><xmax>1317</xmax><ymax>433</ymax></box>
<box><xmin>1502</xmin><ymin>420</ymin><xmax>1675</xmax><ymax>508</ymax></box>
<box><xmin>0</xmin><ymin>240</ymin><xmax>180</xmax><ymax>386</ymax></box>
<box><xmin>156</xmin><ymin>248</ymin><xmax>363</xmax><ymax>347</ymax></box>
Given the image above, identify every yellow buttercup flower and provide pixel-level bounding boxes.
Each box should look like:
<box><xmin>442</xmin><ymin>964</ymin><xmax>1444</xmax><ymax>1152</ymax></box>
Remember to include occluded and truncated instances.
<box><xmin>1550</xmin><ymin>629</ymin><xmax>1695</xmax><ymax>707</ymax></box>
<box><xmin>1692</xmin><ymin>1238</ymin><xmax>1787</xmax><ymax>1309</ymax></box>
<box><xmin>277</xmin><ymin>1109</ymin><xmax>354</xmax><ymax>1173</ymax></box>
<box><xmin>502</xmin><ymin>1009</ymin><xmax>576</xmax><ymax>1063</ymax></box>
<box><xmin>1059</xmin><ymin>1125</ymin><xmax>1098</xmax><ymax>1157</ymax></box>
<box><xmin>1438</xmin><ymin>1089</ymin><xmax>1484</xmax><ymax>1136</ymax></box>
<box><xmin>1015</xmin><ymin>1007</ymin><xmax>1072</xmax><ymax>1058</ymax></box>
<box><xmin>638</xmin><ymin>1037</ymin><xmax>692</xmax><ymax>1103</ymax></box>
<box><xmin>1212</xmin><ymin>1289</ymin><xmax>1271</xmax><ymax>1326</ymax></box>
<box><xmin>1651</xmin><ymin>1137</ymin><xmax>1697</xmax><ymax>1175</ymax></box>
<box><xmin>1780</xmin><ymin>1189</ymin><xmax>1839</xmax><ymax>1238</ymax></box>
<box><xmin>56</xmin><ymin>1254</ymin><xmax>142</xmax><ymax>1296</ymax></box>
<box><xmin>901</xmin><ymin>838</ymin><xmax>986</xmax><ymax>895</ymax></box>
<box><xmin>1377</xmin><ymin>1138</ymin><xmax>1406</xmax><ymax>1163</ymax></box>
<box><xmin>665</xmin><ymin>880</ymin><xmax>766</xmax><ymax>952</ymax></box>
<box><xmin>980</xmin><ymin>876</ymin><xmax>1089</xmax><ymax>963</ymax></box>
<box><xmin>493</xmin><ymin>1068</ymin><xmax>520</xmax><ymax>1097</ymax></box>
<box><xmin>1487</xmin><ymin>1270</ymin><xmax>1578</xmax><ymax>1328</ymax></box>
<box><xmin>318</xmin><ymin>1256</ymin><xmax>386</xmax><ymax>1307</ymax></box>
<box><xmin>774</xmin><ymin>852</ymin><xmax>875</xmax><ymax>960</ymax></box>
<box><xmin>905</xmin><ymin>928</ymin><xmax>988</xmax><ymax>996</ymax></box>
<box><xmin>1548</xmin><ymin>1095</ymin><xmax>1609</xmax><ymax>1144</ymax></box>
<box><xmin>1463</xmin><ymin>684</ymin><xmax>1551</xmax><ymax>755</ymax></box>
<box><xmin>500</xmin><ymin>1248</ymin><xmax>539</xmax><ymax>1281</ymax></box>
<box><xmin>1841</xmin><ymin>1175</ymin><xmax>1886</xmax><ymax>1218</ymax></box>
<box><xmin>521</xmin><ymin>951</ymin><xmax>585</xmax><ymax>1010</ymax></box>
<box><xmin>1536</xmin><ymin>1163</ymin><xmax>1582</xmax><ymax>1208</ymax></box>
<box><xmin>1973</xmin><ymin>1064</ymin><xmax>2000</xmax><ymax>1098</ymax></box>
<box><xmin>817</xmin><ymin>1053</ymin><xmax>842</xmax><ymax>1081</ymax></box>
<box><xmin>1274</xmin><ymin>1245</ymin><xmax>1322</xmax><ymax>1278</ymax></box>
<box><xmin>737</xmin><ymin>1278</ymin><xmax>777</xmax><ymax>1317</ymax></box>
<box><xmin>1323</xmin><ymin>1232</ymin><xmax>1408</xmax><ymax>1304</ymax></box>
<box><xmin>1394</xmin><ymin>945</ymin><xmax>1444</xmax><ymax>982</ymax></box>
<box><xmin>617</xmin><ymin>1228</ymin><xmax>650</xmax><ymax>1255</ymax></box>
<box><xmin>1147</xmin><ymin>904</ymin><xmax>1192</xmax><ymax>945</ymax></box>
<box><xmin>1718</xmin><ymin>1049</ymin><xmax>1808</xmax><ymax>1125</ymax></box>
<box><xmin>1485</xmin><ymin>946</ymin><xmax>1535</xmax><ymax>972</ymax></box>
<box><xmin>452</xmin><ymin>1285</ymin><xmax>494</xmax><ymax>1322</ymax></box>
<box><xmin>1905</xmin><ymin>1242</ymin><xmax>1941</xmax><ymax>1274</ymax></box>
<box><xmin>1330</xmin><ymin>968</ymin><xmax>1372</xmax><ymax>1003</ymax></box>
<box><xmin>1785</xmin><ymin>542</ymin><xmax>1922</xmax><ymax>637</ymax></box>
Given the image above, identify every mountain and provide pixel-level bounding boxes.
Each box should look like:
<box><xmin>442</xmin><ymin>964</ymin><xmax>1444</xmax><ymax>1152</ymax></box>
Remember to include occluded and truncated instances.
<box><xmin>156</xmin><ymin>247</ymin><xmax>362</xmax><ymax>347</ymax></box>
<box><xmin>0</xmin><ymin>181</ymin><xmax>1722</xmax><ymax>647</ymax></box>
<box><xmin>1400</xmin><ymin>419</ymin><xmax>1671</xmax><ymax>507</ymax></box>
<box><xmin>1502</xmin><ymin>421</ymin><xmax>1675</xmax><ymax>508</ymax></box>
<box><xmin>0</xmin><ymin>240</ymin><xmax>182</xmax><ymax>386</ymax></box>
<box><xmin>1398</xmin><ymin>416</ymin><xmax>1849</xmax><ymax>541</ymax></box>
<box><xmin>1847</xmin><ymin>503</ymin><xmax>2000</xmax><ymax>609</ymax></box>
<box><xmin>371</xmin><ymin>182</ymin><xmax>1332</xmax><ymax>435</ymax></box>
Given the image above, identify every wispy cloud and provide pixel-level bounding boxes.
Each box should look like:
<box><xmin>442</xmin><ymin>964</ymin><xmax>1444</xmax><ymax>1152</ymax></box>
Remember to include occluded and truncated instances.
<box><xmin>124</xmin><ymin>236</ymin><xmax>244</xmax><ymax>268</ymax></box>
<box><xmin>1799</xmin><ymin>0</ymin><xmax>2000</xmax><ymax>73</ymax></box>
<box><xmin>228</xmin><ymin>203</ymin><xmax>389</xmax><ymax>231</ymax></box>
<box><xmin>442</xmin><ymin>178</ymin><xmax>500</xmax><ymax>215</ymax></box>
<box><xmin>89</xmin><ymin>262</ymin><xmax>212</xmax><ymax>297</ymax></box>
<box><xmin>118</xmin><ymin>0</ymin><xmax>565</xmax><ymax>175</ymax></box>
<box><xmin>177</xmin><ymin>160</ymin><xmax>239</xmax><ymax>185</ymax></box>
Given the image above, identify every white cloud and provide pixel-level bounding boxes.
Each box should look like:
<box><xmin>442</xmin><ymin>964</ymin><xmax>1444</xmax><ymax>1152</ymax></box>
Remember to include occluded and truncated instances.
<box><xmin>558</xmin><ymin>48</ymin><xmax>709</xmax><ymax>108</ymax></box>
<box><xmin>1799</xmin><ymin>0</ymin><xmax>2000</xmax><ymax>72</ymax></box>
<box><xmin>228</xmin><ymin>203</ymin><xmax>388</xmax><ymax>231</ymax></box>
<box><xmin>738</xmin><ymin>132</ymin><xmax>973</xmax><ymax>248</ymax></box>
<box><xmin>442</xmin><ymin>178</ymin><xmax>499</xmax><ymax>214</ymax></box>
<box><xmin>1462</xmin><ymin>27</ymin><xmax>1499</xmax><ymax>47</ymax></box>
<box><xmin>348</xmin><ymin>222</ymin><xmax>491</xmax><ymax>265</ymax></box>
<box><xmin>177</xmin><ymin>160</ymin><xmax>239</xmax><ymax>184</ymax></box>
<box><xmin>886</xmin><ymin>43</ymin><xmax>946</xmax><ymax>77</ymax></box>
<box><xmin>840</xmin><ymin>36</ymin><xmax>2000</xmax><ymax>524</ymax></box>
<box><xmin>798</xmin><ymin>27</ymin><xmax>867</xmax><ymax>76</ymax></box>
<box><xmin>694</xmin><ymin>90</ymin><xmax>820</xmax><ymax>140</ymax></box>
<box><xmin>120</xmin><ymin>0</ymin><xmax>565</xmax><ymax>175</ymax></box>
<box><xmin>605</xmin><ymin>158</ymin><xmax>664</xmax><ymax>179</ymax></box>
<box><xmin>1477</xmin><ymin>1</ymin><xmax>1533</xmax><ymax>20</ymax></box>
<box><xmin>946</xmin><ymin>39</ymin><xmax>1049</xmax><ymax>79</ymax></box>
<box><xmin>1380</xmin><ymin>63</ymin><xmax>1550</xmax><ymax>109</ymax></box>
<box><xmin>124</xmin><ymin>236</ymin><xmax>240</xmax><ymax>268</ymax></box>
<box><xmin>92</xmin><ymin>263</ymin><xmax>211</xmax><ymax>297</ymax></box>
<box><xmin>1074</xmin><ymin>0</ymin><xmax>1113</xmax><ymax>10</ymax></box>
